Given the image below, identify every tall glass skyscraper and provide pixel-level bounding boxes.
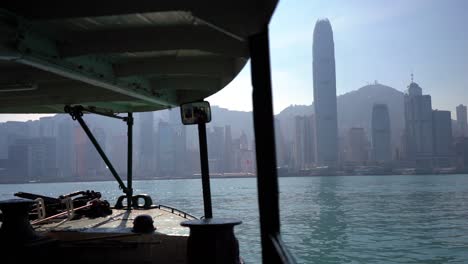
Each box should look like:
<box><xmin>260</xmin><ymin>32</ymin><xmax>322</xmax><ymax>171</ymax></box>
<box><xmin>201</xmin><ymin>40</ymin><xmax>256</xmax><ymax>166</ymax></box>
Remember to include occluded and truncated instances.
<box><xmin>371</xmin><ymin>104</ymin><xmax>392</xmax><ymax>162</ymax></box>
<box><xmin>313</xmin><ymin>19</ymin><xmax>338</xmax><ymax>166</ymax></box>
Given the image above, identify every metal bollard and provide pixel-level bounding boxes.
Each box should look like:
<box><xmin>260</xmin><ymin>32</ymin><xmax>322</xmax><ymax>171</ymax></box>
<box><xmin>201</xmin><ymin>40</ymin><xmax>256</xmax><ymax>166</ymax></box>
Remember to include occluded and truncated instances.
<box><xmin>181</xmin><ymin>218</ymin><xmax>242</xmax><ymax>264</ymax></box>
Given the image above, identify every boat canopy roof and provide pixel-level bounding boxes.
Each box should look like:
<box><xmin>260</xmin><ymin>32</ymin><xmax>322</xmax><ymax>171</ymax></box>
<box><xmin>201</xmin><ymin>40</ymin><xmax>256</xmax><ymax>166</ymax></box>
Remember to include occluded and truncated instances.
<box><xmin>0</xmin><ymin>1</ymin><xmax>277</xmax><ymax>113</ymax></box>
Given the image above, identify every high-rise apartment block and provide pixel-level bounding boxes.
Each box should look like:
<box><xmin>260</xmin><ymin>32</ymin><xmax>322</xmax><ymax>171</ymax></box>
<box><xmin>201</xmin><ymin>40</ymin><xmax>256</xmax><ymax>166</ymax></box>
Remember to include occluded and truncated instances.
<box><xmin>403</xmin><ymin>80</ymin><xmax>434</xmax><ymax>167</ymax></box>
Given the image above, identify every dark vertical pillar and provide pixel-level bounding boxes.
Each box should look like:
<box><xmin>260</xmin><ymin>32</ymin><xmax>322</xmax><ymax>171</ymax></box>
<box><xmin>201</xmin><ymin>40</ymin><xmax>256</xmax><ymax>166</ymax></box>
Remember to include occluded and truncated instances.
<box><xmin>249</xmin><ymin>27</ymin><xmax>295</xmax><ymax>263</ymax></box>
<box><xmin>198</xmin><ymin>122</ymin><xmax>213</xmax><ymax>218</ymax></box>
<box><xmin>127</xmin><ymin>113</ymin><xmax>134</xmax><ymax>209</ymax></box>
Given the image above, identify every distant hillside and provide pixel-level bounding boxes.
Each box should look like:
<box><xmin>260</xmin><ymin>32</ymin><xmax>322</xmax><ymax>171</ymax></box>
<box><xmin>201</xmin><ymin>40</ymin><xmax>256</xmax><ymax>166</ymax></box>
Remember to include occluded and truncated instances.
<box><xmin>160</xmin><ymin>84</ymin><xmax>405</xmax><ymax>152</ymax></box>
<box><xmin>338</xmin><ymin>83</ymin><xmax>404</xmax><ymax>146</ymax></box>
<box><xmin>274</xmin><ymin>104</ymin><xmax>313</xmax><ymax>145</ymax></box>
<box><xmin>209</xmin><ymin>106</ymin><xmax>253</xmax><ymax>140</ymax></box>
<box><xmin>276</xmin><ymin>83</ymin><xmax>405</xmax><ymax>146</ymax></box>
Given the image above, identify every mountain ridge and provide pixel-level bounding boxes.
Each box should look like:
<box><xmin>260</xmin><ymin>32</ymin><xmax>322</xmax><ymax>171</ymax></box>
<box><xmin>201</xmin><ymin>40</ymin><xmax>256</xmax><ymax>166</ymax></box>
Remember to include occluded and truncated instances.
<box><xmin>205</xmin><ymin>83</ymin><xmax>406</xmax><ymax>160</ymax></box>
<box><xmin>274</xmin><ymin>83</ymin><xmax>405</xmax><ymax>146</ymax></box>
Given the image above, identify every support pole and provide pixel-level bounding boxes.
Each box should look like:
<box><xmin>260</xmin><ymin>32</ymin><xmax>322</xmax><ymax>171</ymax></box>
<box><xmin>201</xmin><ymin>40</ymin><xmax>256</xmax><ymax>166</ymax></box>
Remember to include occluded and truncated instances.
<box><xmin>66</xmin><ymin>106</ymin><xmax>127</xmax><ymax>193</ymax></box>
<box><xmin>198</xmin><ymin>122</ymin><xmax>213</xmax><ymax>218</ymax></box>
<box><xmin>249</xmin><ymin>27</ymin><xmax>295</xmax><ymax>263</ymax></box>
<box><xmin>126</xmin><ymin>112</ymin><xmax>134</xmax><ymax>209</ymax></box>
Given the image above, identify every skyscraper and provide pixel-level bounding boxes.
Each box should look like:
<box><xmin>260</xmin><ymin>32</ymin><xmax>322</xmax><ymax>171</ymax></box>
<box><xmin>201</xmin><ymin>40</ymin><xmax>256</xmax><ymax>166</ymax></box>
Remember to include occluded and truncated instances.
<box><xmin>208</xmin><ymin>126</ymin><xmax>225</xmax><ymax>172</ymax></box>
<box><xmin>371</xmin><ymin>104</ymin><xmax>392</xmax><ymax>162</ymax></box>
<box><xmin>139</xmin><ymin>112</ymin><xmax>155</xmax><ymax>176</ymax></box>
<box><xmin>456</xmin><ymin>104</ymin><xmax>467</xmax><ymax>137</ymax></box>
<box><xmin>432</xmin><ymin>110</ymin><xmax>453</xmax><ymax>167</ymax></box>
<box><xmin>7</xmin><ymin>143</ymin><xmax>29</xmax><ymax>181</ymax></box>
<box><xmin>274</xmin><ymin>119</ymin><xmax>287</xmax><ymax>167</ymax></box>
<box><xmin>224</xmin><ymin>125</ymin><xmax>234</xmax><ymax>173</ymax></box>
<box><xmin>173</xmin><ymin>124</ymin><xmax>187</xmax><ymax>176</ymax></box>
<box><xmin>455</xmin><ymin>137</ymin><xmax>468</xmax><ymax>172</ymax></box>
<box><xmin>346</xmin><ymin>128</ymin><xmax>369</xmax><ymax>163</ymax></box>
<box><xmin>432</xmin><ymin>110</ymin><xmax>453</xmax><ymax>156</ymax></box>
<box><xmin>86</xmin><ymin>127</ymin><xmax>106</xmax><ymax>178</ymax></box>
<box><xmin>158</xmin><ymin>121</ymin><xmax>175</xmax><ymax>177</ymax></box>
<box><xmin>403</xmin><ymin>79</ymin><xmax>433</xmax><ymax>167</ymax></box>
<box><xmin>57</xmin><ymin>119</ymin><xmax>75</xmax><ymax>178</ymax></box>
<box><xmin>293</xmin><ymin>115</ymin><xmax>315</xmax><ymax>170</ymax></box>
<box><xmin>39</xmin><ymin>116</ymin><xmax>56</xmax><ymax>138</ymax></box>
<box><xmin>313</xmin><ymin>19</ymin><xmax>338</xmax><ymax>166</ymax></box>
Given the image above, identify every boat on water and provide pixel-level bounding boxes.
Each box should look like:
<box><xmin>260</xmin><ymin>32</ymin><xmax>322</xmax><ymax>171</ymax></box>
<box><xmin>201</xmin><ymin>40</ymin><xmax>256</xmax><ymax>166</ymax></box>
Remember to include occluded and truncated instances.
<box><xmin>0</xmin><ymin>2</ymin><xmax>295</xmax><ymax>264</ymax></box>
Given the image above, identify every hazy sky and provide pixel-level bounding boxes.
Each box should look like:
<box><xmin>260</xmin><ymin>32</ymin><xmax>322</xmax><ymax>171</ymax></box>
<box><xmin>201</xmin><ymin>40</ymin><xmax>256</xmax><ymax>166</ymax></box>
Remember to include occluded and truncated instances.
<box><xmin>210</xmin><ymin>0</ymin><xmax>468</xmax><ymax>116</ymax></box>
<box><xmin>1</xmin><ymin>0</ymin><xmax>468</xmax><ymax>122</ymax></box>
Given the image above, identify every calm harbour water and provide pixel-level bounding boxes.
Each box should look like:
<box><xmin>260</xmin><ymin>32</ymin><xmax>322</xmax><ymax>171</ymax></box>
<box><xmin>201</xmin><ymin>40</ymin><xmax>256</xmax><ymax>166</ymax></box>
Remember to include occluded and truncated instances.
<box><xmin>1</xmin><ymin>175</ymin><xmax>468</xmax><ymax>263</ymax></box>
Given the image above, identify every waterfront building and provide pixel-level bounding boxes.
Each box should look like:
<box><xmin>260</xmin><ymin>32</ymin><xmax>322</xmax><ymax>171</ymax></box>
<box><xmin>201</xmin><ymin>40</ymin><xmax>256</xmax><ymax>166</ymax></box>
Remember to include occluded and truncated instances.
<box><xmin>293</xmin><ymin>115</ymin><xmax>315</xmax><ymax>170</ymax></box>
<box><xmin>455</xmin><ymin>137</ymin><xmax>468</xmax><ymax>172</ymax></box>
<box><xmin>7</xmin><ymin>143</ymin><xmax>29</xmax><ymax>182</ymax></box>
<box><xmin>156</xmin><ymin>119</ymin><xmax>187</xmax><ymax>177</ymax></box>
<box><xmin>86</xmin><ymin>127</ymin><xmax>106</xmax><ymax>178</ymax></box>
<box><xmin>74</xmin><ymin>126</ymin><xmax>89</xmax><ymax>178</ymax></box>
<box><xmin>208</xmin><ymin>126</ymin><xmax>225</xmax><ymax>173</ymax></box>
<box><xmin>39</xmin><ymin>116</ymin><xmax>56</xmax><ymax>138</ymax></box>
<box><xmin>313</xmin><ymin>19</ymin><xmax>338</xmax><ymax>166</ymax></box>
<box><xmin>56</xmin><ymin>119</ymin><xmax>75</xmax><ymax>179</ymax></box>
<box><xmin>456</xmin><ymin>104</ymin><xmax>467</xmax><ymax>137</ymax></box>
<box><xmin>0</xmin><ymin>121</ymin><xmax>29</xmax><ymax>159</ymax></box>
<box><xmin>30</xmin><ymin>137</ymin><xmax>57</xmax><ymax>181</ymax></box>
<box><xmin>139</xmin><ymin>112</ymin><xmax>155</xmax><ymax>176</ymax></box>
<box><xmin>274</xmin><ymin>119</ymin><xmax>287</xmax><ymax>168</ymax></box>
<box><xmin>232</xmin><ymin>132</ymin><xmax>250</xmax><ymax>173</ymax></box>
<box><xmin>403</xmin><ymin>79</ymin><xmax>433</xmax><ymax>168</ymax></box>
<box><xmin>158</xmin><ymin>121</ymin><xmax>176</xmax><ymax>177</ymax></box>
<box><xmin>104</xmin><ymin>133</ymin><xmax>127</xmax><ymax>179</ymax></box>
<box><xmin>346</xmin><ymin>128</ymin><xmax>369</xmax><ymax>163</ymax></box>
<box><xmin>240</xmin><ymin>149</ymin><xmax>255</xmax><ymax>174</ymax></box>
<box><xmin>224</xmin><ymin>125</ymin><xmax>234</xmax><ymax>173</ymax></box>
<box><xmin>371</xmin><ymin>104</ymin><xmax>392</xmax><ymax>162</ymax></box>
<box><xmin>174</xmin><ymin>124</ymin><xmax>187</xmax><ymax>177</ymax></box>
<box><xmin>8</xmin><ymin>137</ymin><xmax>57</xmax><ymax>181</ymax></box>
<box><xmin>432</xmin><ymin>110</ymin><xmax>453</xmax><ymax>167</ymax></box>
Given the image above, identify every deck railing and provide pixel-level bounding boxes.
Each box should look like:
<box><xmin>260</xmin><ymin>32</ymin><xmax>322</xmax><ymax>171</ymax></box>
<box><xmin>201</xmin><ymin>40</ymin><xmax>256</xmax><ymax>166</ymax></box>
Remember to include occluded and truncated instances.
<box><xmin>157</xmin><ymin>204</ymin><xmax>197</xmax><ymax>220</ymax></box>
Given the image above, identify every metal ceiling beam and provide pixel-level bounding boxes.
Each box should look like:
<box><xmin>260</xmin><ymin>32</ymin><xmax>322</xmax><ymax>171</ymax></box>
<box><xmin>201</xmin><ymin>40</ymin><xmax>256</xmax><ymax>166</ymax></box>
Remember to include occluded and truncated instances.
<box><xmin>0</xmin><ymin>12</ymin><xmax>176</xmax><ymax>107</ymax></box>
<box><xmin>149</xmin><ymin>76</ymin><xmax>220</xmax><ymax>92</ymax></box>
<box><xmin>3</xmin><ymin>2</ymin><xmax>277</xmax><ymax>37</ymax></box>
<box><xmin>3</xmin><ymin>3</ymin><xmax>221</xmax><ymax>19</ymax></box>
<box><xmin>59</xmin><ymin>26</ymin><xmax>248</xmax><ymax>58</ymax></box>
<box><xmin>114</xmin><ymin>57</ymin><xmax>238</xmax><ymax>77</ymax></box>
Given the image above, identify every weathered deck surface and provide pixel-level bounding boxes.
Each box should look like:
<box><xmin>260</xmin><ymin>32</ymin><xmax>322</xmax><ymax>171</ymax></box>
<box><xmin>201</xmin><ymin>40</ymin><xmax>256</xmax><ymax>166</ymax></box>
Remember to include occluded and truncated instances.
<box><xmin>26</xmin><ymin>206</ymin><xmax>195</xmax><ymax>264</ymax></box>
<box><xmin>35</xmin><ymin>206</ymin><xmax>194</xmax><ymax>237</ymax></box>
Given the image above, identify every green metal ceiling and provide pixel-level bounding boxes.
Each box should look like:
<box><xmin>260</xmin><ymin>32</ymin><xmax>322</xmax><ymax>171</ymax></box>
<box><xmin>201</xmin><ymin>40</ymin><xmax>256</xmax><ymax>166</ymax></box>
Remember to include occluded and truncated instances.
<box><xmin>0</xmin><ymin>1</ymin><xmax>278</xmax><ymax>113</ymax></box>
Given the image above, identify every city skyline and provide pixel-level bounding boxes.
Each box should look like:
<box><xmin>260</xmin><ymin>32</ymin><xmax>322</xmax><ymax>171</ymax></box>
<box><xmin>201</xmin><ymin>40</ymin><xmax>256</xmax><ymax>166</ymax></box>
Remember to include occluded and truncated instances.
<box><xmin>1</xmin><ymin>84</ymin><xmax>467</xmax><ymax>183</ymax></box>
<box><xmin>2</xmin><ymin>0</ymin><xmax>468</xmax><ymax>123</ymax></box>
<box><xmin>1</xmin><ymin>2</ymin><xmax>468</xmax><ymax>179</ymax></box>
<box><xmin>0</xmin><ymin>108</ymin><xmax>259</xmax><ymax>183</ymax></box>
